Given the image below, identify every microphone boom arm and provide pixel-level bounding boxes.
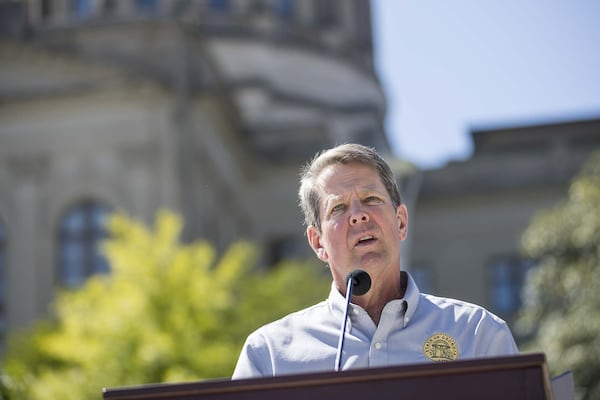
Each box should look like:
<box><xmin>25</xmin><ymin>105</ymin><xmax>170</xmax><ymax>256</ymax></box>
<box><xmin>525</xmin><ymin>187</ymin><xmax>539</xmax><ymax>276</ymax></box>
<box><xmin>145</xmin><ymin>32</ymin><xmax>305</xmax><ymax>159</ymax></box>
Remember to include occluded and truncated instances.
<box><xmin>334</xmin><ymin>269</ymin><xmax>371</xmax><ymax>372</ymax></box>
<box><xmin>334</xmin><ymin>274</ymin><xmax>355</xmax><ymax>372</ymax></box>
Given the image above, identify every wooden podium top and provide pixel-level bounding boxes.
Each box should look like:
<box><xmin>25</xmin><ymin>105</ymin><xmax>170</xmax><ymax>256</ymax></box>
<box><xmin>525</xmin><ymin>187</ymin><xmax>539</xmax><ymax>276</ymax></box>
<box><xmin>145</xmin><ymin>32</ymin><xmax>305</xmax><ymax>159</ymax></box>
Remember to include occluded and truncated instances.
<box><xmin>103</xmin><ymin>353</ymin><xmax>554</xmax><ymax>400</ymax></box>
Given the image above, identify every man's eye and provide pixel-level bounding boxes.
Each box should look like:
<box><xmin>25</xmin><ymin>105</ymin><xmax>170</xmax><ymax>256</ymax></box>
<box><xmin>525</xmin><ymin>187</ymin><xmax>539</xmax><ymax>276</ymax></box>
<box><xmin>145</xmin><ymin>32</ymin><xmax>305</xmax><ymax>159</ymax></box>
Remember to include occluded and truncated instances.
<box><xmin>331</xmin><ymin>204</ymin><xmax>345</xmax><ymax>213</ymax></box>
<box><xmin>365</xmin><ymin>196</ymin><xmax>382</xmax><ymax>204</ymax></box>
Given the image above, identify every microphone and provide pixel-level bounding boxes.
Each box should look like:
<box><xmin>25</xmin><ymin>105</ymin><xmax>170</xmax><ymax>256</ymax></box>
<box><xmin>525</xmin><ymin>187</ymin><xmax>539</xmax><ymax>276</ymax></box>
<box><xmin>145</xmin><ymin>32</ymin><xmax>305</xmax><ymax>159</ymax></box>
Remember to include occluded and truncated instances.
<box><xmin>334</xmin><ymin>269</ymin><xmax>371</xmax><ymax>371</ymax></box>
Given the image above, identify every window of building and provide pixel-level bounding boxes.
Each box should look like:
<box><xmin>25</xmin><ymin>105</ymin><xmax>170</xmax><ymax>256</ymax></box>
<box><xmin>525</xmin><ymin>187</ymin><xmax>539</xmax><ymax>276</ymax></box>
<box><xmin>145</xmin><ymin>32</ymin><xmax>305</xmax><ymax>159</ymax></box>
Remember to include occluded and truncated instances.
<box><xmin>314</xmin><ymin>0</ymin><xmax>338</xmax><ymax>27</ymax></box>
<box><xmin>102</xmin><ymin>0</ymin><xmax>117</xmax><ymax>15</ymax></box>
<box><xmin>0</xmin><ymin>221</ymin><xmax>6</xmax><ymax>345</ymax></box>
<box><xmin>353</xmin><ymin>0</ymin><xmax>373</xmax><ymax>51</ymax></box>
<box><xmin>489</xmin><ymin>256</ymin><xmax>536</xmax><ymax>320</ymax></box>
<box><xmin>72</xmin><ymin>0</ymin><xmax>93</xmax><ymax>18</ymax></box>
<box><xmin>135</xmin><ymin>0</ymin><xmax>157</xmax><ymax>14</ymax></box>
<box><xmin>266</xmin><ymin>236</ymin><xmax>305</xmax><ymax>267</ymax></box>
<box><xmin>57</xmin><ymin>201</ymin><xmax>111</xmax><ymax>288</ymax></box>
<box><xmin>41</xmin><ymin>0</ymin><xmax>52</xmax><ymax>19</ymax></box>
<box><xmin>274</xmin><ymin>0</ymin><xmax>293</xmax><ymax>20</ymax></box>
<box><xmin>0</xmin><ymin>1</ymin><xmax>25</xmax><ymax>36</ymax></box>
<box><xmin>208</xmin><ymin>0</ymin><xmax>230</xmax><ymax>12</ymax></box>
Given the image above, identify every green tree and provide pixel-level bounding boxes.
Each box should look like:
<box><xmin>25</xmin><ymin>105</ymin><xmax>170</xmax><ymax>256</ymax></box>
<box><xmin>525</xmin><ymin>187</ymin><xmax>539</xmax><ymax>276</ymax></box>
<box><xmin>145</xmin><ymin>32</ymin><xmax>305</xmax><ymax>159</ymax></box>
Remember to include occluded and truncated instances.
<box><xmin>1</xmin><ymin>210</ymin><xmax>330</xmax><ymax>400</ymax></box>
<box><xmin>517</xmin><ymin>151</ymin><xmax>600</xmax><ymax>399</ymax></box>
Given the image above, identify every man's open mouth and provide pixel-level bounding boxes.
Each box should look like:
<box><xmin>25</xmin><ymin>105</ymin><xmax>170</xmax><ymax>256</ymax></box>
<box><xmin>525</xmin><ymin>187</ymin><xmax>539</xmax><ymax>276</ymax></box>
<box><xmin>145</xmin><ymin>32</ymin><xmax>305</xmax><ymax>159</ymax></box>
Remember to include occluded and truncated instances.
<box><xmin>356</xmin><ymin>235</ymin><xmax>376</xmax><ymax>245</ymax></box>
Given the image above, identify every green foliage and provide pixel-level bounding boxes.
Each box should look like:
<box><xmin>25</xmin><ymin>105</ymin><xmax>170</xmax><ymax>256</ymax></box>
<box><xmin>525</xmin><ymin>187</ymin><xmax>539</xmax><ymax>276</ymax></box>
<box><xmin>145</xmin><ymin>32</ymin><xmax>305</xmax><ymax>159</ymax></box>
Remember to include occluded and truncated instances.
<box><xmin>517</xmin><ymin>151</ymin><xmax>600</xmax><ymax>400</ymax></box>
<box><xmin>1</xmin><ymin>210</ymin><xmax>330</xmax><ymax>400</ymax></box>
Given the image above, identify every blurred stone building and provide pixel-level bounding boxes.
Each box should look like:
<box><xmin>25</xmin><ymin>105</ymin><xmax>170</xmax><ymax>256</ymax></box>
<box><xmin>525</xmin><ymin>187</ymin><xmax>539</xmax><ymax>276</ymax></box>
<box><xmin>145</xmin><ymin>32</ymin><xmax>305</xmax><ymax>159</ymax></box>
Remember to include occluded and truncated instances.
<box><xmin>0</xmin><ymin>0</ymin><xmax>389</xmax><ymax>341</ymax></box>
<box><xmin>410</xmin><ymin>117</ymin><xmax>600</xmax><ymax>328</ymax></box>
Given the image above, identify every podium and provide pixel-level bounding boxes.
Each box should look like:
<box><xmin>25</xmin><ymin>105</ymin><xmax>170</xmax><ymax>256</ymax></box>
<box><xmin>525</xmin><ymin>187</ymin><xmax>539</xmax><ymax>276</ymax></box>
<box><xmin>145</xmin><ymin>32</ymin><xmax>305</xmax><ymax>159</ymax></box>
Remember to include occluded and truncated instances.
<box><xmin>103</xmin><ymin>353</ymin><xmax>554</xmax><ymax>400</ymax></box>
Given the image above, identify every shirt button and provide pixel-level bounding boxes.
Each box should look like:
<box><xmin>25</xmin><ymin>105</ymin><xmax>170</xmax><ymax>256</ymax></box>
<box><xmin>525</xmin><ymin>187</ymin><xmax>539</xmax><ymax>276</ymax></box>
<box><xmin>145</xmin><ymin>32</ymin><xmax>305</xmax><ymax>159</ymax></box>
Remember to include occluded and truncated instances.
<box><xmin>374</xmin><ymin>342</ymin><xmax>382</xmax><ymax>350</ymax></box>
<box><xmin>352</xmin><ymin>308</ymin><xmax>360</xmax><ymax>315</ymax></box>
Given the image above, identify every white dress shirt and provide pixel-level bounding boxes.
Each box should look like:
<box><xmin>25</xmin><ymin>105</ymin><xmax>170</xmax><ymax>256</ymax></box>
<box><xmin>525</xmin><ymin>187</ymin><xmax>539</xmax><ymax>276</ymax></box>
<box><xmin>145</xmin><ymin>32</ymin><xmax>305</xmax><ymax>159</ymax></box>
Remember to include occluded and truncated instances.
<box><xmin>232</xmin><ymin>272</ymin><xmax>519</xmax><ymax>379</ymax></box>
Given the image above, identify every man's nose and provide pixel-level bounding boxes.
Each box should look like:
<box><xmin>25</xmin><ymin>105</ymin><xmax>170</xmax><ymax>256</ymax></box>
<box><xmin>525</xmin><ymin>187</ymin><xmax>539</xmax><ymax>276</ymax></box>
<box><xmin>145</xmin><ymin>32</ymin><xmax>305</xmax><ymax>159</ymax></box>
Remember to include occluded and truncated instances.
<box><xmin>350</xmin><ymin>205</ymin><xmax>369</xmax><ymax>225</ymax></box>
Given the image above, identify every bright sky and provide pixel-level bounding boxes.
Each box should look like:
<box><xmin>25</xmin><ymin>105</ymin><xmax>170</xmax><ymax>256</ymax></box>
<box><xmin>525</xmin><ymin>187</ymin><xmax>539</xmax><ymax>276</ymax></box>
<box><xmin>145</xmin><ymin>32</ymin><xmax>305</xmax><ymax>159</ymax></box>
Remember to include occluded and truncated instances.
<box><xmin>372</xmin><ymin>0</ymin><xmax>600</xmax><ymax>169</ymax></box>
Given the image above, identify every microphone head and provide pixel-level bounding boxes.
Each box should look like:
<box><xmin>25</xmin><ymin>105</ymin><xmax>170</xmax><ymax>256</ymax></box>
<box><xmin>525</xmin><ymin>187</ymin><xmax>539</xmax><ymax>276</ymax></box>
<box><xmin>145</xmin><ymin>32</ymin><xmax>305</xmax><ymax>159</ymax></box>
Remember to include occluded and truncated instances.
<box><xmin>346</xmin><ymin>269</ymin><xmax>371</xmax><ymax>296</ymax></box>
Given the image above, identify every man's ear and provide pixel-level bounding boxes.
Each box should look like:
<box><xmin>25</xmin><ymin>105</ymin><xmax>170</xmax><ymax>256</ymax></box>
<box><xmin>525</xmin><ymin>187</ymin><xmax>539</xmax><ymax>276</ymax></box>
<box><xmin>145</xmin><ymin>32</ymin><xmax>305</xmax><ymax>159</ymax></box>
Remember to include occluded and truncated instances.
<box><xmin>396</xmin><ymin>204</ymin><xmax>409</xmax><ymax>241</ymax></box>
<box><xmin>307</xmin><ymin>225</ymin><xmax>328</xmax><ymax>261</ymax></box>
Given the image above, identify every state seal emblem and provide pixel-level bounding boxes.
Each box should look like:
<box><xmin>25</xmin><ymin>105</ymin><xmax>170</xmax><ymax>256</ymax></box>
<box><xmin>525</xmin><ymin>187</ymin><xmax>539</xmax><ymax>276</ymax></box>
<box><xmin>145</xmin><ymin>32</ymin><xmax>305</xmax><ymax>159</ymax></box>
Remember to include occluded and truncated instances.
<box><xmin>423</xmin><ymin>333</ymin><xmax>458</xmax><ymax>362</ymax></box>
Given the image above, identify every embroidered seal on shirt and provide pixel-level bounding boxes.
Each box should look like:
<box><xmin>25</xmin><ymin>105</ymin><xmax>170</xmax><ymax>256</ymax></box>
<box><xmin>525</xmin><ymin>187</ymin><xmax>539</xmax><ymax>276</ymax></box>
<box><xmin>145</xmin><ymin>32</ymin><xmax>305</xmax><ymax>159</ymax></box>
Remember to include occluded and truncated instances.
<box><xmin>423</xmin><ymin>333</ymin><xmax>458</xmax><ymax>361</ymax></box>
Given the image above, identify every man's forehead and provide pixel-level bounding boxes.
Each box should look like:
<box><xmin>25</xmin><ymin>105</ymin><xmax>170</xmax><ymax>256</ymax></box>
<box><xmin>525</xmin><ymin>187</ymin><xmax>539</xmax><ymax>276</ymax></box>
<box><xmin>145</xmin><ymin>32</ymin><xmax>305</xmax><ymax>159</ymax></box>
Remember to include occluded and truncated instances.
<box><xmin>315</xmin><ymin>164</ymin><xmax>385</xmax><ymax>198</ymax></box>
<box><xmin>317</xmin><ymin>162</ymin><xmax>377</xmax><ymax>181</ymax></box>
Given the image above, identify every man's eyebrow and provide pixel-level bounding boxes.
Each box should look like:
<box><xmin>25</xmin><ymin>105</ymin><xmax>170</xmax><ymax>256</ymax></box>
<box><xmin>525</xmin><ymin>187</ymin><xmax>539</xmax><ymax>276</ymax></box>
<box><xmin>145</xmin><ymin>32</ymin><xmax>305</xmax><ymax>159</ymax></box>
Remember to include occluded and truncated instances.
<box><xmin>324</xmin><ymin>195</ymin><xmax>344</xmax><ymax>207</ymax></box>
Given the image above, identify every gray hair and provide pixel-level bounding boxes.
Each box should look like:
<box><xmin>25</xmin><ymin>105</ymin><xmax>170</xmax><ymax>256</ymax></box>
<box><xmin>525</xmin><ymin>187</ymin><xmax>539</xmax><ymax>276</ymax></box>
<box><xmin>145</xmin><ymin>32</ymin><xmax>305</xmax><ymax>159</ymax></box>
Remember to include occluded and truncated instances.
<box><xmin>298</xmin><ymin>143</ymin><xmax>402</xmax><ymax>231</ymax></box>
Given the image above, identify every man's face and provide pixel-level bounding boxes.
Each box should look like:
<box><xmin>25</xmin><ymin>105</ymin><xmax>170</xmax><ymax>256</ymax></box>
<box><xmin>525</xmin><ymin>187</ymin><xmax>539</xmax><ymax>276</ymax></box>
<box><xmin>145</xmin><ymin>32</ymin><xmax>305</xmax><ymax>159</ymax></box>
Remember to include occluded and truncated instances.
<box><xmin>306</xmin><ymin>162</ymin><xmax>408</xmax><ymax>291</ymax></box>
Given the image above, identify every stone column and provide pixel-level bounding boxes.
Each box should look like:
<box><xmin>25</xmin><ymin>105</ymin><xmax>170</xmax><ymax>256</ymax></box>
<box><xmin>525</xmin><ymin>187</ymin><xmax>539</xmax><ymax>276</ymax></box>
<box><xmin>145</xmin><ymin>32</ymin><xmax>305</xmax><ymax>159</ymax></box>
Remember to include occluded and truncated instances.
<box><xmin>6</xmin><ymin>157</ymin><xmax>47</xmax><ymax>330</ymax></box>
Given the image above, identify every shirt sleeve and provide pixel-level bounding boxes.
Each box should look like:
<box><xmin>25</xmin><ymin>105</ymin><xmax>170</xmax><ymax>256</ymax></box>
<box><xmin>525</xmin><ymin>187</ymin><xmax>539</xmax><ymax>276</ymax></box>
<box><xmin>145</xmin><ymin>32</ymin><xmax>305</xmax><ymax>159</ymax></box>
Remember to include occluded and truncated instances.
<box><xmin>488</xmin><ymin>322</ymin><xmax>520</xmax><ymax>355</ymax></box>
<box><xmin>474</xmin><ymin>311</ymin><xmax>520</xmax><ymax>356</ymax></box>
<box><xmin>231</xmin><ymin>332</ymin><xmax>273</xmax><ymax>379</ymax></box>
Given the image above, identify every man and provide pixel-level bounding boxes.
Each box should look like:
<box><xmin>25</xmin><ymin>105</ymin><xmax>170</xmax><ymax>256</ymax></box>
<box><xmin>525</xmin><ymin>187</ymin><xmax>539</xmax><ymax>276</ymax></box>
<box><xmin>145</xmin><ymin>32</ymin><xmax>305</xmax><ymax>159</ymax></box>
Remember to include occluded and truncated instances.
<box><xmin>232</xmin><ymin>143</ymin><xmax>518</xmax><ymax>378</ymax></box>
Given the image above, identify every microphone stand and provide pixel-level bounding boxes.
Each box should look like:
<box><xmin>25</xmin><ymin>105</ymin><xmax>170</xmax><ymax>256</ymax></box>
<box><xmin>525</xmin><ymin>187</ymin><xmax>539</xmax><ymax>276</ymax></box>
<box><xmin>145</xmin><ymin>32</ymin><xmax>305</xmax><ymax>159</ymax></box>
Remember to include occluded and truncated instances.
<box><xmin>334</xmin><ymin>274</ymin><xmax>355</xmax><ymax>372</ymax></box>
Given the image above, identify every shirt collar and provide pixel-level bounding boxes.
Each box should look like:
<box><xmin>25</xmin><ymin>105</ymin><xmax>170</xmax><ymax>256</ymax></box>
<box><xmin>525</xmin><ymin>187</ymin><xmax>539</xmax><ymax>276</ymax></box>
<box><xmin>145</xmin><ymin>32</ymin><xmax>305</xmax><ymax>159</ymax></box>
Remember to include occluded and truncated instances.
<box><xmin>327</xmin><ymin>281</ymin><xmax>347</xmax><ymax>321</ymax></box>
<box><xmin>327</xmin><ymin>271</ymin><xmax>421</xmax><ymax>327</ymax></box>
<box><xmin>401</xmin><ymin>271</ymin><xmax>421</xmax><ymax>326</ymax></box>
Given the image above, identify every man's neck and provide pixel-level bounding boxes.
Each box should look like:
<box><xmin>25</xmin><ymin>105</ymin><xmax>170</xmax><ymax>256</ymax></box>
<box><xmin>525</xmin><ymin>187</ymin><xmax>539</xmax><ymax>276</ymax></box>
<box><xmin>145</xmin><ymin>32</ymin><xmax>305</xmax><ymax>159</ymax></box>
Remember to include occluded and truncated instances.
<box><xmin>353</xmin><ymin>271</ymin><xmax>407</xmax><ymax>326</ymax></box>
